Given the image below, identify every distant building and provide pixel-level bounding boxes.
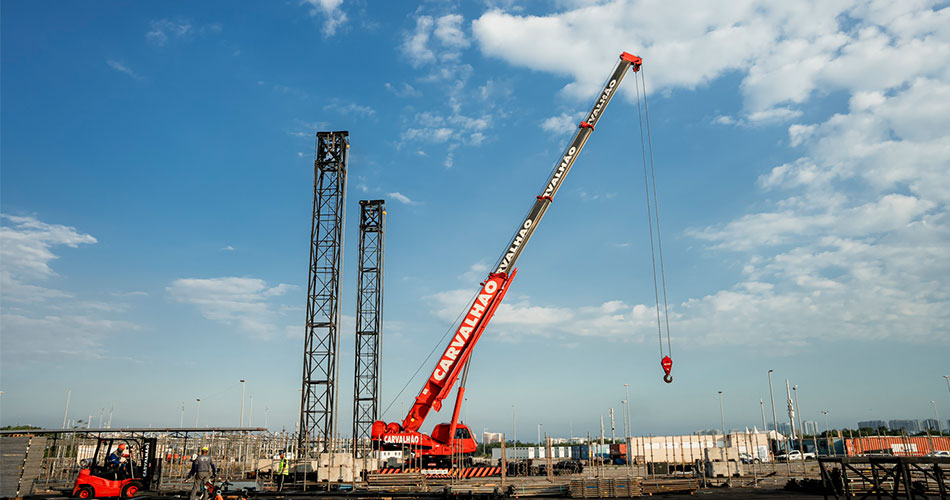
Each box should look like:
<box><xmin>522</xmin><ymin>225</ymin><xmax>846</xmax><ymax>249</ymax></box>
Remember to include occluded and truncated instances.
<box><xmin>482</xmin><ymin>431</ymin><xmax>504</xmax><ymax>444</ymax></box>
<box><xmin>858</xmin><ymin>420</ymin><xmax>887</xmax><ymax>430</ymax></box>
<box><xmin>550</xmin><ymin>437</ymin><xmax>569</xmax><ymax>445</ymax></box>
<box><xmin>888</xmin><ymin>419</ymin><xmax>920</xmax><ymax>433</ymax></box>
<box><xmin>777</xmin><ymin>423</ymin><xmax>793</xmax><ymax>435</ymax></box>
<box><xmin>802</xmin><ymin>421</ymin><xmax>820</xmax><ymax>435</ymax></box>
<box><xmin>921</xmin><ymin>419</ymin><xmax>941</xmax><ymax>432</ymax></box>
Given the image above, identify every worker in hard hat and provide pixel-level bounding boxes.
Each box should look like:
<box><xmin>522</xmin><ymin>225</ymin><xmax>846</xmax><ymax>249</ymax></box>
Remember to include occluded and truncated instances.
<box><xmin>107</xmin><ymin>443</ymin><xmax>132</xmax><ymax>479</ymax></box>
<box><xmin>107</xmin><ymin>443</ymin><xmax>128</xmax><ymax>467</ymax></box>
<box><xmin>187</xmin><ymin>447</ymin><xmax>217</xmax><ymax>500</ymax></box>
<box><xmin>276</xmin><ymin>452</ymin><xmax>290</xmax><ymax>491</ymax></box>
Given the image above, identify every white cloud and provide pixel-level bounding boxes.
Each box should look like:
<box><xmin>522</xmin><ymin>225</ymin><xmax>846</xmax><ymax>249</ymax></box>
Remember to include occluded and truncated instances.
<box><xmin>166</xmin><ymin>277</ymin><xmax>298</xmax><ymax>338</ymax></box>
<box><xmin>146</xmin><ymin>19</ymin><xmax>194</xmax><ymax>46</ymax></box>
<box><xmin>106</xmin><ymin>60</ymin><xmax>143</xmax><ymax>80</ymax></box>
<box><xmin>222</xmin><ymin>245</ymin><xmax>235</xmax><ymax>251</ymax></box>
<box><xmin>434</xmin><ymin>14</ymin><xmax>469</xmax><ymax>50</ymax></box>
<box><xmin>424</xmin><ymin>289</ymin><xmax>657</xmax><ymax>342</ymax></box>
<box><xmin>0</xmin><ymin>215</ymin><xmax>138</xmax><ymax>363</ymax></box>
<box><xmin>324</xmin><ymin>100</ymin><xmax>376</xmax><ymax>118</ymax></box>
<box><xmin>402</xmin><ymin>13</ymin><xmax>470</xmax><ymax>67</ymax></box>
<box><xmin>471</xmin><ymin>1</ymin><xmax>950</xmax><ymax>346</ymax></box>
<box><xmin>541</xmin><ymin>111</ymin><xmax>583</xmax><ymax>135</ymax></box>
<box><xmin>386</xmin><ymin>192</ymin><xmax>418</xmax><ymax>205</ymax></box>
<box><xmin>472</xmin><ymin>1</ymin><xmax>950</xmax><ymax>116</ymax></box>
<box><xmin>0</xmin><ymin>214</ymin><xmax>96</xmax><ymax>293</ymax></box>
<box><xmin>403</xmin><ymin>16</ymin><xmax>436</xmax><ymax>67</ymax></box>
<box><xmin>302</xmin><ymin>0</ymin><xmax>348</xmax><ymax>37</ymax></box>
<box><xmin>385</xmin><ymin>82</ymin><xmax>422</xmax><ymax>97</ymax></box>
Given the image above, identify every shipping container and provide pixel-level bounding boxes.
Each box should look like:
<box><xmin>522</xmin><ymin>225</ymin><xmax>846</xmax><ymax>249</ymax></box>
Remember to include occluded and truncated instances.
<box><xmin>845</xmin><ymin>436</ymin><xmax>950</xmax><ymax>456</ymax></box>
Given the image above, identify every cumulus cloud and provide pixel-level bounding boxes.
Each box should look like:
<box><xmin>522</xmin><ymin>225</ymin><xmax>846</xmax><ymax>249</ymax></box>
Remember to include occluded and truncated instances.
<box><xmin>402</xmin><ymin>13</ymin><xmax>470</xmax><ymax>67</ymax></box>
<box><xmin>469</xmin><ymin>0</ymin><xmax>950</xmax><ymax>346</ymax></box>
<box><xmin>166</xmin><ymin>277</ymin><xmax>298</xmax><ymax>338</ymax></box>
<box><xmin>0</xmin><ymin>215</ymin><xmax>140</xmax><ymax>363</ymax></box>
<box><xmin>425</xmin><ymin>289</ymin><xmax>658</xmax><ymax>342</ymax></box>
<box><xmin>303</xmin><ymin>0</ymin><xmax>348</xmax><ymax>37</ymax></box>
<box><xmin>472</xmin><ymin>1</ymin><xmax>950</xmax><ymax>115</ymax></box>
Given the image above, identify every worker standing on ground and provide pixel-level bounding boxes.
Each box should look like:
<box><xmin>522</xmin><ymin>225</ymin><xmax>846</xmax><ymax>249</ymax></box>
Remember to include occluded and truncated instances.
<box><xmin>187</xmin><ymin>447</ymin><xmax>216</xmax><ymax>500</ymax></box>
<box><xmin>276</xmin><ymin>452</ymin><xmax>289</xmax><ymax>491</ymax></box>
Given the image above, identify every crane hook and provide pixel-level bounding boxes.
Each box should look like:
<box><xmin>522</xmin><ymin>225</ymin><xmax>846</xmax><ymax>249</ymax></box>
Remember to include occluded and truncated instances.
<box><xmin>661</xmin><ymin>355</ymin><xmax>673</xmax><ymax>384</ymax></box>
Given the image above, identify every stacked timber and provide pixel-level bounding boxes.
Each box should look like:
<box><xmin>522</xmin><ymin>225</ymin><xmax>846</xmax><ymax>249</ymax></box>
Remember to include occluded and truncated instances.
<box><xmin>568</xmin><ymin>478</ymin><xmax>641</xmax><ymax>498</ymax></box>
<box><xmin>509</xmin><ymin>482</ymin><xmax>572</xmax><ymax>497</ymax></box>
<box><xmin>365</xmin><ymin>472</ymin><xmax>428</xmax><ymax>493</ymax></box>
<box><xmin>1</xmin><ymin>436</ymin><xmax>48</xmax><ymax>498</ymax></box>
<box><xmin>640</xmin><ymin>478</ymin><xmax>699</xmax><ymax>495</ymax></box>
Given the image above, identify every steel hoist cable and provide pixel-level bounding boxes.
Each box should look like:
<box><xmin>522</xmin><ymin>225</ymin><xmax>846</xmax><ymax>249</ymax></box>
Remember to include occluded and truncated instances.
<box><xmin>634</xmin><ymin>68</ymin><xmax>674</xmax><ymax>383</ymax></box>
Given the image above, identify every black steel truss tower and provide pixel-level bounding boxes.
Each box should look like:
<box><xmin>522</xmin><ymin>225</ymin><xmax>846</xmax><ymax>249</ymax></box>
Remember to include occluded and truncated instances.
<box><xmin>299</xmin><ymin>131</ymin><xmax>348</xmax><ymax>457</ymax></box>
<box><xmin>352</xmin><ymin>200</ymin><xmax>385</xmax><ymax>454</ymax></box>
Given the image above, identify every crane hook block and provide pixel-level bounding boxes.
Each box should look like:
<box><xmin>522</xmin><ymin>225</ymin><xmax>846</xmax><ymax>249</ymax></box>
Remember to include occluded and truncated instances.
<box><xmin>661</xmin><ymin>355</ymin><xmax>673</xmax><ymax>384</ymax></box>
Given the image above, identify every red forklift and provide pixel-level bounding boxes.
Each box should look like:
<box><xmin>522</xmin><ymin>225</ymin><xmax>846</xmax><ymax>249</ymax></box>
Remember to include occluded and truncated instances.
<box><xmin>72</xmin><ymin>437</ymin><xmax>160</xmax><ymax>498</ymax></box>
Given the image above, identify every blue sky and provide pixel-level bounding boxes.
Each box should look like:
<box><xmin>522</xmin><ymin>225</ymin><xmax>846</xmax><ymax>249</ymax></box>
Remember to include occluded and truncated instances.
<box><xmin>2</xmin><ymin>0</ymin><xmax>949</xmax><ymax>439</ymax></box>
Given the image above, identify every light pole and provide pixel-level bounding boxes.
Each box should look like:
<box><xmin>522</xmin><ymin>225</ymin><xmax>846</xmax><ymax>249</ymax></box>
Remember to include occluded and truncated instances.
<box><xmin>944</xmin><ymin>375</ymin><xmax>950</xmax><ymax>398</ymax></box>
<box><xmin>180</xmin><ymin>402</ymin><xmax>185</xmax><ymax>427</ymax></box>
<box><xmin>195</xmin><ymin>398</ymin><xmax>201</xmax><ymax>427</ymax></box>
<box><xmin>768</xmin><ymin>370</ymin><xmax>779</xmax><ymax>451</ymax></box>
<box><xmin>621</xmin><ymin>400</ymin><xmax>629</xmax><ymax>439</ymax></box>
<box><xmin>821</xmin><ymin>411</ymin><xmax>832</xmax><ymax>456</ymax></box>
<box><xmin>512</xmin><ymin>405</ymin><xmax>517</xmax><ymax>446</ymax></box>
<box><xmin>249</xmin><ymin>395</ymin><xmax>254</xmax><ymax>427</ymax></box>
<box><xmin>240</xmin><ymin>379</ymin><xmax>246</xmax><ymax>427</ymax></box>
<box><xmin>62</xmin><ymin>389</ymin><xmax>71</xmax><ymax>429</ymax></box>
<box><xmin>264</xmin><ymin>407</ymin><xmax>269</xmax><ymax>429</ymax></box>
<box><xmin>718</xmin><ymin>391</ymin><xmax>727</xmax><ymax>448</ymax></box>
<box><xmin>932</xmin><ymin>401</ymin><xmax>941</xmax><ymax>434</ymax></box>
<box><xmin>537</xmin><ymin>423</ymin><xmax>542</xmax><ymax>446</ymax></box>
<box><xmin>760</xmin><ymin>399</ymin><xmax>767</xmax><ymax>432</ymax></box>
<box><xmin>624</xmin><ymin>383</ymin><xmax>632</xmax><ymax>440</ymax></box>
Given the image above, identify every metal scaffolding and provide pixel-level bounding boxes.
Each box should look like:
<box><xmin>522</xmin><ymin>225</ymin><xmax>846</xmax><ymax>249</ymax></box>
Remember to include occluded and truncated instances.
<box><xmin>352</xmin><ymin>200</ymin><xmax>385</xmax><ymax>455</ymax></box>
<box><xmin>299</xmin><ymin>131</ymin><xmax>348</xmax><ymax>458</ymax></box>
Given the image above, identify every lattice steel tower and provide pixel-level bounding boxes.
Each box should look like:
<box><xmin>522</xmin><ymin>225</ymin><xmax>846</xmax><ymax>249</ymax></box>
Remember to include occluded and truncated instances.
<box><xmin>352</xmin><ymin>200</ymin><xmax>385</xmax><ymax>454</ymax></box>
<box><xmin>299</xmin><ymin>131</ymin><xmax>348</xmax><ymax>457</ymax></box>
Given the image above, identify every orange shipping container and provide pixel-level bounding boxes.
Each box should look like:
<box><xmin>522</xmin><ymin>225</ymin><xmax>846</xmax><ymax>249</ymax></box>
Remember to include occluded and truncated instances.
<box><xmin>845</xmin><ymin>436</ymin><xmax>950</xmax><ymax>456</ymax></box>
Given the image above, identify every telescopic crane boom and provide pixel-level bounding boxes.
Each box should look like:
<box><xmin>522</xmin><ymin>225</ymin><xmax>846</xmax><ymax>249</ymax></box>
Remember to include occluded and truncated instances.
<box><xmin>372</xmin><ymin>52</ymin><xmax>644</xmax><ymax>464</ymax></box>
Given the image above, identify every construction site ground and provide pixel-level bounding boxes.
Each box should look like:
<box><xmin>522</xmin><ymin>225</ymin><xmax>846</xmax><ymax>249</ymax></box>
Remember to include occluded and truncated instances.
<box><xmin>22</xmin><ymin>462</ymin><xmax>829</xmax><ymax>499</ymax></box>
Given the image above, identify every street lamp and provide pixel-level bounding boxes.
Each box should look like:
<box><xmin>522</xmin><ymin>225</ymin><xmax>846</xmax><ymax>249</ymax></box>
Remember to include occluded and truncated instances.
<box><xmin>760</xmin><ymin>399</ymin><xmax>767</xmax><ymax>432</ymax></box>
<box><xmin>621</xmin><ymin>400</ymin><xmax>629</xmax><ymax>440</ymax></box>
<box><xmin>512</xmin><ymin>405</ymin><xmax>517</xmax><ymax>446</ymax></box>
<box><xmin>768</xmin><ymin>370</ymin><xmax>779</xmax><ymax>450</ymax></box>
<box><xmin>821</xmin><ymin>410</ymin><xmax>832</xmax><ymax>456</ymax></box>
<box><xmin>932</xmin><ymin>401</ymin><xmax>941</xmax><ymax>434</ymax></box>
<box><xmin>195</xmin><ymin>399</ymin><xmax>201</xmax><ymax>427</ymax></box>
<box><xmin>240</xmin><ymin>379</ymin><xmax>246</xmax><ymax>427</ymax></box>
<box><xmin>624</xmin><ymin>383</ymin><xmax>633</xmax><ymax>441</ymax></box>
<box><xmin>538</xmin><ymin>423</ymin><xmax>542</xmax><ymax>446</ymax></box>
<box><xmin>718</xmin><ymin>391</ymin><xmax>726</xmax><ymax>448</ymax></box>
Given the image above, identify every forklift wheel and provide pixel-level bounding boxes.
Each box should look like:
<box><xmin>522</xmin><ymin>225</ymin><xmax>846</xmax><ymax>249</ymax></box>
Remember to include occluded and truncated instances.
<box><xmin>76</xmin><ymin>486</ymin><xmax>94</xmax><ymax>499</ymax></box>
<box><xmin>121</xmin><ymin>481</ymin><xmax>143</xmax><ymax>498</ymax></box>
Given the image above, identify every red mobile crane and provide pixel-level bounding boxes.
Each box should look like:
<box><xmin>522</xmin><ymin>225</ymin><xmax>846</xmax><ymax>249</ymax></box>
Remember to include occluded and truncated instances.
<box><xmin>372</xmin><ymin>52</ymin><xmax>662</xmax><ymax>466</ymax></box>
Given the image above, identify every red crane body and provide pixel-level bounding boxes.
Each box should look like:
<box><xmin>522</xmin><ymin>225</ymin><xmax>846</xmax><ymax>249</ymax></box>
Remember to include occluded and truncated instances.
<box><xmin>371</xmin><ymin>52</ymin><xmax>644</xmax><ymax>465</ymax></box>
